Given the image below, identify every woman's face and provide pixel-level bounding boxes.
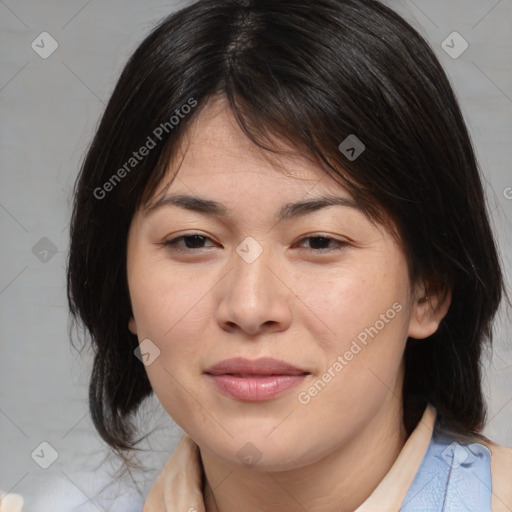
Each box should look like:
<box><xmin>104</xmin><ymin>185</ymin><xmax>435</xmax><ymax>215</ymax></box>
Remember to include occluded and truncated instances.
<box><xmin>127</xmin><ymin>98</ymin><xmax>437</xmax><ymax>471</ymax></box>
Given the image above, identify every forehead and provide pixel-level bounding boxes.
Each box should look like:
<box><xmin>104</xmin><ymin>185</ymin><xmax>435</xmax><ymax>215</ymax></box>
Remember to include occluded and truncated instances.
<box><xmin>151</xmin><ymin>97</ymin><xmax>350</xmax><ymax>201</ymax></box>
<box><xmin>139</xmin><ymin>100</ymin><xmax>384</xmax><ymax>236</ymax></box>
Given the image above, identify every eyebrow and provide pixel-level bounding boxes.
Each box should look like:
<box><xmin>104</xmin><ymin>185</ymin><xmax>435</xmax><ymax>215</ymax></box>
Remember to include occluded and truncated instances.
<box><xmin>146</xmin><ymin>194</ymin><xmax>364</xmax><ymax>222</ymax></box>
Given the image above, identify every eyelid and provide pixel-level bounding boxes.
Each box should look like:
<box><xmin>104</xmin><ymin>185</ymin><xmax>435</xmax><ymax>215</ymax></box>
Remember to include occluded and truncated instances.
<box><xmin>162</xmin><ymin>231</ymin><xmax>217</xmax><ymax>250</ymax></box>
<box><xmin>162</xmin><ymin>231</ymin><xmax>349</xmax><ymax>253</ymax></box>
<box><xmin>293</xmin><ymin>234</ymin><xmax>350</xmax><ymax>251</ymax></box>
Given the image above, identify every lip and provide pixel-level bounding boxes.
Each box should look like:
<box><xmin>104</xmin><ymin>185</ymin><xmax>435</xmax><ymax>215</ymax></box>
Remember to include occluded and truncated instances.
<box><xmin>205</xmin><ymin>357</ymin><xmax>310</xmax><ymax>401</ymax></box>
<box><xmin>206</xmin><ymin>357</ymin><xmax>308</xmax><ymax>376</ymax></box>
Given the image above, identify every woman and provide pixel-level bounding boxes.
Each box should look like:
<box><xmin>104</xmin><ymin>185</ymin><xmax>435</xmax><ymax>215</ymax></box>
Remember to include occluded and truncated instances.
<box><xmin>67</xmin><ymin>0</ymin><xmax>512</xmax><ymax>510</ymax></box>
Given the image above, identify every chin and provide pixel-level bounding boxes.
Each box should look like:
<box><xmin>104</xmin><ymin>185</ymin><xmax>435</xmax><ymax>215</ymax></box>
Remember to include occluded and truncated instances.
<box><xmin>198</xmin><ymin>425</ymin><xmax>320</xmax><ymax>472</ymax></box>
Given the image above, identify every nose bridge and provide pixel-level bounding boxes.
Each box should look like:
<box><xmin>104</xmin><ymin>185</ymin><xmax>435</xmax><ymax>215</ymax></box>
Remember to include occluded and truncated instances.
<box><xmin>231</xmin><ymin>236</ymin><xmax>276</xmax><ymax>305</ymax></box>
<box><xmin>215</xmin><ymin>236</ymin><xmax>292</xmax><ymax>334</ymax></box>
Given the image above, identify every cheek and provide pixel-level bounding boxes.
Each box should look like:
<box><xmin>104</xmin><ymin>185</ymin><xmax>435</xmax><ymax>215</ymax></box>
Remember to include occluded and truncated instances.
<box><xmin>296</xmin><ymin>259</ymin><xmax>409</xmax><ymax>352</ymax></box>
<box><xmin>129</xmin><ymin>269</ymin><xmax>215</xmax><ymax>427</ymax></box>
<box><xmin>127</xmin><ymin>258</ymin><xmax>218</xmax><ymax>414</ymax></box>
<box><xmin>130</xmin><ymin>269</ymin><xmax>212</xmax><ymax>353</ymax></box>
<box><xmin>292</xmin><ymin>259</ymin><xmax>410</xmax><ymax>408</ymax></box>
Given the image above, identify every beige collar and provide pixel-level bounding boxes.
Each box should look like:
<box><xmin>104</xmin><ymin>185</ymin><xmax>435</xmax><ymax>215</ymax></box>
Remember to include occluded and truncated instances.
<box><xmin>354</xmin><ymin>404</ymin><xmax>436</xmax><ymax>511</ymax></box>
<box><xmin>145</xmin><ymin>405</ymin><xmax>438</xmax><ymax>511</ymax></box>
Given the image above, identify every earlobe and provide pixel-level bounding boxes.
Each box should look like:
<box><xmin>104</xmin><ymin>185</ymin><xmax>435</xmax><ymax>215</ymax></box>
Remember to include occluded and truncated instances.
<box><xmin>128</xmin><ymin>317</ymin><xmax>138</xmax><ymax>335</ymax></box>
<box><xmin>408</xmin><ymin>286</ymin><xmax>452</xmax><ymax>340</ymax></box>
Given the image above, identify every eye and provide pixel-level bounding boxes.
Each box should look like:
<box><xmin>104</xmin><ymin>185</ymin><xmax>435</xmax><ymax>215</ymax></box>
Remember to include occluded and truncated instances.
<box><xmin>295</xmin><ymin>235</ymin><xmax>348</xmax><ymax>252</ymax></box>
<box><xmin>163</xmin><ymin>233</ymin><xmax>217</xmax><ymax>252</ymax></box>
<box><xmin>162</xmin><ymin>233</ymin><xmax>348</xmax><ymax>254</ymax></box>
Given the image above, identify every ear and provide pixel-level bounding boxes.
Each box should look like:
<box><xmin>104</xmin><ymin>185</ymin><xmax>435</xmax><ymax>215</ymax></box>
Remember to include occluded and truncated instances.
<box><xmin>408</xmin><ymin>281</ymin><xmax>452</xmax><ymax>340</ymax></box>
<box><xmin>128</xmin><ymin>316</ymin><xmax>138</xmax><ymax>335</ymax></box>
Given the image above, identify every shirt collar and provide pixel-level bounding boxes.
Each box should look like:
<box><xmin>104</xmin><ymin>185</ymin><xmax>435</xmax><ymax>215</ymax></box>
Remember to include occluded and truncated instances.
<box><xmin>147</xmin><ymin>404</ymin><xmax>437</xmax><ymax>511</ymax></box>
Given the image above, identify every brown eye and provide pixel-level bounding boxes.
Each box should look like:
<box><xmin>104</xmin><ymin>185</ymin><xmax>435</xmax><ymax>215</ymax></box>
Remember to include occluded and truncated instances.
<box><xmin>163</xmin><ymin>234</ymin><xmax>216</xmax><ymax>251</ymax></box>
<box><xmin>296</xmin><ymin>236</ymin><xmax>348</xmax><ymax>252</ymax></box>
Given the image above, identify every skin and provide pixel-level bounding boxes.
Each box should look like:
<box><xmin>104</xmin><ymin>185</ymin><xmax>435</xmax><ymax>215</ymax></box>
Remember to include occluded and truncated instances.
<box><xmin>127</xmin><ymin>97</ymin><xmax>451</xmax><ymax>512</ymax></box>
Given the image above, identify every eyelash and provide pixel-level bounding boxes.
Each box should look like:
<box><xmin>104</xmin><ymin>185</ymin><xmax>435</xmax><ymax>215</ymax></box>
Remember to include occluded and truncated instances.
<box><xmin>162</xmin><ymin>233</ymin><xmax>348</xmax><ymax>253</ymax></box>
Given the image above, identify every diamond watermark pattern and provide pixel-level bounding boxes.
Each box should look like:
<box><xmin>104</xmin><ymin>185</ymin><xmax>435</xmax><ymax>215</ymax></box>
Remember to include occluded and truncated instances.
<box><xmin>134</xmin><ymin>338</ymin><xmax>161</xmax><ymax>366</ymax></box>
<box><xmin>338</xmin><ymin>134</ymin><xmax>366</xmax><ymax>161</ymax></box>
<box><xmin>31</xmin><ymin>32</ymin><xmax>59</xmax><ymax>59</ymax></box>
<box><xmin>236</xmin><ymin>237</ymin><xmax>263</xmax><ymax>264</ymax></box>
<box><xmin>31</xmin><ymin>237</ymin><xmax>58</xmax><ymax>263</ymax></box>
<box><xmin>441</xmin><ymin>32</ymin><xmax>468</xmax><ymax>59</ymax></box>
<box><xmin>236</xmin><ymin>442</ymin><xmax>263</xmax><ymax>467</ymax></box>
<box><xmin>441</xmin><ymin>441</ymin><xmax>469</xmax><ymax>469</ymax></box>
<box><xmin>31</xmin><ymin>441</ymin><xmax>59</xmax><ymax>469</ymax></box>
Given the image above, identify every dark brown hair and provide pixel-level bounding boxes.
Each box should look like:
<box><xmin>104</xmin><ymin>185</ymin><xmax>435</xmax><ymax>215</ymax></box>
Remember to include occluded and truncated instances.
<box><xmin>67</xmin><ymin>0</ymin><xmax>509</xmax><ymax>458</ymax></box>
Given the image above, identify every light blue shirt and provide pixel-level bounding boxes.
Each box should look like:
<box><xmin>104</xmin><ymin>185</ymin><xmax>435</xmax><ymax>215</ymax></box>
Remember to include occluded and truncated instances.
<box><xmin>401</xmin><ymin>423</ymin><xmax>492</xmax><ymax>511</ymax></box>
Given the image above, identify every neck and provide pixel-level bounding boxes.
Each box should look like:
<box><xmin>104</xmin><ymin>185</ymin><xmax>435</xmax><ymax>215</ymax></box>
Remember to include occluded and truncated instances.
<box><xmin>200</xmin><ymin>394</ymin><xmax>408</xmax><ymax>512</ymax></box>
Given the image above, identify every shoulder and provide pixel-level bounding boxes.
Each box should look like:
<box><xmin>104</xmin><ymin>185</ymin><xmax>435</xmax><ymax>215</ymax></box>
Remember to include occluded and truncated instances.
<box><xmin>480</xmin><ymin>439</ymin><xmax>512</xmax><ymax>512</ymax></box>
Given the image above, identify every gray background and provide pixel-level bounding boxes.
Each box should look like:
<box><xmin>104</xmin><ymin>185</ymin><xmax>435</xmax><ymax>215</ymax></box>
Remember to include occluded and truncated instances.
<box><xmin>1</xmin><ymin>0</ymin><xmax>511</xmax><ymax>510</ymax></box>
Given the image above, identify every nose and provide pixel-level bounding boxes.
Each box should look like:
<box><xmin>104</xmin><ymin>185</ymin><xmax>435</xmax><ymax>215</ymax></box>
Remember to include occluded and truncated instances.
<box><xmin>214</xmin><ymin>244</ymin><xmax>293</xmax><ymax>337</ymax></box>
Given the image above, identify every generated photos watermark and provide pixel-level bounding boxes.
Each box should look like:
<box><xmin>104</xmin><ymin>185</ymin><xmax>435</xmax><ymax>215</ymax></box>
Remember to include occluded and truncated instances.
<box><xmin>93</xmin><ymin>97</ymin><xmax>198</xmax><ymax>200</ymax></box>
<box><xmin>298</xmin><ymin>301</ymin><xmax>403</xmax><ymax>405</ymax></box>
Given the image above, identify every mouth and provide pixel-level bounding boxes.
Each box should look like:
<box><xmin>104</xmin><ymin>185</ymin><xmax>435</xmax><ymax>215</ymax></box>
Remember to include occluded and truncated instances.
<box><xmin>205</xmin><ymin>356</ymin><xmax>309</xmax><ymax>376</ymax></box>
<box><xmin>205</xmin><ymin>357</ymin><xmax>310</xmax><ymax>401</ymax></box>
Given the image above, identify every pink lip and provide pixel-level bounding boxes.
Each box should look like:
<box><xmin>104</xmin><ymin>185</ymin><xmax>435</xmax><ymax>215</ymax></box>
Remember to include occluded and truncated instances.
<box><xmin>205</xmin><ymin>357</ymin><xmax>309</xmax><ymax>401</ymax></box>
